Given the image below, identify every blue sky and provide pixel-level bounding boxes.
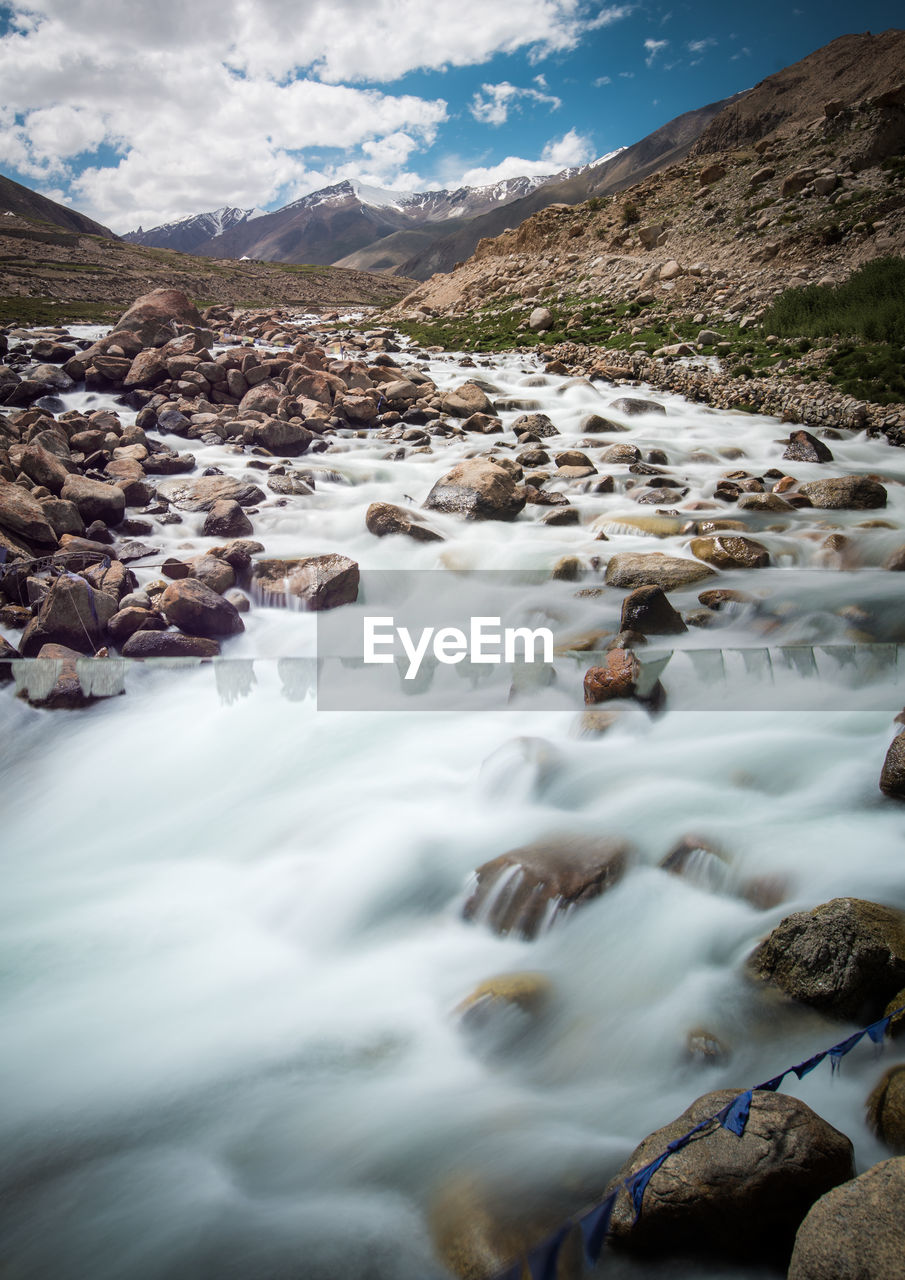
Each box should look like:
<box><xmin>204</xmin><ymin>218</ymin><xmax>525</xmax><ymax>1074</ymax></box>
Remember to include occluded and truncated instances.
<box><xmin>0</xmin><ymin>0</ymin><xmax>902</xmax><ymax>233</ymax></box>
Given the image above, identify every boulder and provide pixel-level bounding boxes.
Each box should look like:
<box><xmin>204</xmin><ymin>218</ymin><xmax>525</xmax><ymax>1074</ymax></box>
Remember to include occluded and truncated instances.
<box><xmin>19</xmin><ymin>443</ymin><xmax>69</xmax><ymax>493</ymax></box>
<box><xmin>512</xmin><ymin>412</ymin><xmax>558</xmax><ymax>438</ymax></box>
<box><xmin>748</xmin><ymin>897</ymin><xmax>905</xmax><ymax>1021</ymax></box>
<box><xmin>185</xmin><ymin>553</ymin><xmax>236</xmax><ymax>594</ymax></box>
<box><xmin>120</xmin><ymin>631</ymin><xmax>220</xmax><ymax>658</ymax></box>
<box><xmin>620</xmin><ymin>585</ymin><xmax>687</xmax><ymax>635</ymax></box>
<box><xmin>22</xmin><ymin>643</ymin><xmax>105</xmax><ymax>709</ymax></box>
<box><xmin>0</xmin><ymin>478</ymin><xmax>58</xmax><ymax>547</ymax></box>
<box><xmin>605</xmin><ymin>552</ymin><xmax>715</xmax><ymax>591</ymax></box>
<box><xmin>122</xmin><ymin>347</ymin><xmax>167</xmax><ymax>388</ymax></box>
<box><xmin>608</xmin><ymin>397</ymin><xmax>667</xmax><ymax>417</ymax></box>
<box><xmin>440</xmin><ymin>382</ymin><xmax>494</xmax><ymax>417</ymax></box>
<box><xmin>158</xmin><ymin>578</ymin><xmax>245</xmax><ymax>638</ymax></box>
<box><xmin>528</xmin><ymin>306</ymin><xmax>554</xmax><ymax>331</ymax></box>
<box><xmin>606</xmin><ymin>1089</ymin><xmax>853</xmax><ymax>1264</ymax></box>
<box><xmin>252</xmin><ymin>419</ymin><xmax>312</xmax><ymax>455</ymax></box>
<box><xmin>60</xmin><ymin>475</ymin><xmax>125</xmax><ymax>526</ymax></box>
<box><xmin>238</xmin><ymin>380</ymin><xmax>283</xmax><ymax>416</ymax></box>
<box><xmin>251</xmin><ymin>554</ymin><xmax>359</xmax><ymax>610</ymax></box>
<box><xmin>583</xmin><ymin>649</ymin><xmax>664</xmax><ymax>709</ymax></box>
<box><xmin>463</xmin><ymin>835</ymin><xmax>630</xmax><ymax>938</ymax></box>
<box><xmin>866</xmin><ymin>1066</ymin><xmax>905</xmax><ymax>1153</ymax></box>
<box><xmin>879</xmin><ymin>733</ymin><xmax>905</xmax><ymax>799</ymax></box>
<box><xmin>111</xmin><ymin>288</ymin><xmax>204</xmax><ymax>346</ymax></box>
<box><xmin>20</xmin><ymin>574</ymin><xmax>117</xmax><ymax>655</ymax></box>
<box><xmin>580</xmin><ymin>413</ymin><xmax>628</xmax><ymax>433</ymax></box>
<box><xmin>424</xmin><ymin>459</ymin><xmax>525</xmax><ymax>521</ymax></box>
<box><xmin>699</xmin><ymin>163</ymin><xmax>727</xmax><ymax>185</ymax></box>
<box><xmin>156</xmin><ymin>475</ymin><xmax>265</xmax><ymax>511</ymax></box>
<box><xmin>788</xmin><ymin>1159</ymin><xmax>905</xmax><ymax>1280</ymax></box>
<box><xmin>797</xmin><ymin>476</ymin><xmax>887</xmax><ymax>509</ymax></box>
<box><xmin>365</xmin><ymin>502</ymin><xmax>444</xmax><ymax>542</ymax></box>
<box><xmin>106</xmin><ymin>606</ymin><xmax>167</xmax><ymax>644</ymax></box>
<box><xmin>690</xmin><ymin>535</ymin><xmax>770</xmax><ymax>570</ymax></box>
<box><xmin>783</xmin><ymin>430</ymin><xmax>834</xmax><ymax>463</ymax></box>
<box><xmin>201</xmin><ymin>500</ymin><xmax>254</xmax><ymax>538</ymax></box>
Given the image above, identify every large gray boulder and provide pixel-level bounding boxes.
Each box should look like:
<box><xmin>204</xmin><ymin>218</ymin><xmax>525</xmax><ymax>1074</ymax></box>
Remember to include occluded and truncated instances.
<box><xmin>606</xmin><ymin>1090</ymin><xmax>854</xmax><ymax>1264</ymax></box>
<box><xmin>788</xmin><ymin>1158</ymin><xmax>905</xmax><ymax>1280</ymax></box>
<box><xmin>797</xmin><ymin>476</ymin><xmax>887</xmax><ymax>509</ymax></box>
<box><xmin>424</xmin><ymin>459</ymin><xmax>525</xmax><ymax>521</ymax></box>
<box><xmin>748</xmin><ymin>897</ymin><xmax>905</xmax><ymax>1021</ymax></box>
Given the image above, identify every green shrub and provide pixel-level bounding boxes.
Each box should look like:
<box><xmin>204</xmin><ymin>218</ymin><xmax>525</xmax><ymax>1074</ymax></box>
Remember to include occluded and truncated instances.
<box><xmin>621</xmin><ymin>201</ymin><xmax>640</xmax><ymax>227</ymax></box>
<box><xmin>760</xmin><ymin>257</ymin><xmax>905</xmax><ymax>346</ymax></box>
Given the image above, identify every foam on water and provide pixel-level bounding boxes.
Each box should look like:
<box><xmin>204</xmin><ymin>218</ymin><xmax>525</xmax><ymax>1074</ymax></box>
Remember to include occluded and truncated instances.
<box><xmin>2</xmin><ymin>333</ymin><xmax>904</xmax><ymax>1279</ymax></box>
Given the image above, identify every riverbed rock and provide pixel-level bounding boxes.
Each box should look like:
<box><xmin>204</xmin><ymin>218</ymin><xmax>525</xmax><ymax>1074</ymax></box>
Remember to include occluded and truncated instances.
<box><xmin>366</xmin><ymin>502</ymin><xmax>444</xmax><ymax>542</ymax></box>
<box><xmin>0</xmin><ymin>478</ymin><xmax>58</xmax><ymax>547</ymax></box>
<box><xmin>605</xmin><ymin>552</ymin><xmax>715</xmax><ymax>591</ymax></box>
<box><xmin>748</xmin><ymin>897</ymin><xmax>905</xmax><ymax>1021</ymax></box>
<box><xmin>185</xmin><ymin>553</ymin><xmax>236</xmax><ymax>594</ymax></box>
<box><xmin>158</xmin><ymin>578</ymin><xmax>245</xmax><ymax>638</ymax></box>
<box><xmin>20</xmin><ymin>574</ymin><xmax>117</xmax><ymax>655</ymax></box>
<box><xmin>440</xmin><ymin>382</ymin><xmax>494</xmax><ymax>417</ymax></box>
<box><xmin>783</xmin><ymin>430</ymin><xmax>834</xmax><ymax>463</ymax></box>
<box><xmin>608</xmin><ymin>397</ymin><xmax>667</xmax><ymax>417</ymax></box>
<box><xmin>424</xmin><ymin>459</ymin><xmax>525</xmax><ymax>521</ymax></box>
<box><xmin>251</xmin><ymin>554</ymin><xmax>359</xmax><ymax>610</ymax></box>
<box><xmin>21</xmin><ymin>643</ymin><xmax>105</xmax><ymax>709</ymax></box>
<box><xmin>106</xmin><ymin>606</ymin><xmax>167</xmax><ymax>644</ymax></box>
<box><xmin>584</xmin><ymin>649</ymin><xmax>642</xmax><ymax>702</ymax></box>
<box><xmin>606</xmin><ymin>1089</ymin><xmax>854</xmax><ymax>1265</ymax></box>
<box><xmin>60</xmin><ymin>476</ymin><xmax>125</xmax><ymax>526</ymax></box>
<box><xmin>463</xmin><ymin>835</ymin><xmax>629</xmax><ymax>938</ymax></box>
<box><xmin>797</xmin><ymin>476</ymin><xmax>887</xmax><ymax>509</ymax></box>
<box><xmin>111</xmin><ymin>288</ymin><xmax>204</xmax><ymax>346</ymax></box>
<box><xmin>879</xmin><ymin>732</ymin><xmax>905</xmax><ymax>799</ymax></box>
<box><xmin>252</xmin><ymin>419</ymin><xmax>313</xmax><ymax>455</ymax></box>
<box><xmin>19</xmin><ymin>442</ymin><xmax>69</xmax><ymax>493</ymax></box>
<box><xmin>690</xmin><ymin>535</ymin><xmax>771</xmax><ymax>570</ymax></box>
<box><xmin>788</xmin><ymin>1158</ymin><xmax>905</xmax><ymax>1280</ymax></box>
<box><xmin>156</xmin><ymin>475</ymin><xmax>265</xmax><ymax>512</ymax></box>
<box><xmin>201</xmin><ymin>499</ymin><xmax>254</xmax><ymax>538</ymax></box>
<box><xmin>512</xmin><ymin>412</ymin><xmax>558</xmax><ymax>438</ymax></box>
<box><xmin>120</xmin><ymin>630</ymin><xmax>220</xmax><ymax>658</ymax></box>
<box><xmin>620</xmin><ymin>585</ymin><xmax>687</xmax><ymax>635</ymax></box>
<box><xmin>866</xmin><ymin>1065</ymin><xmax>905</xmax><ymax>1153</ymax></box>
<box><xmin>528</xmin><ymin>306</ymin><xmax>554</xmax><ymax>331</ymax></box>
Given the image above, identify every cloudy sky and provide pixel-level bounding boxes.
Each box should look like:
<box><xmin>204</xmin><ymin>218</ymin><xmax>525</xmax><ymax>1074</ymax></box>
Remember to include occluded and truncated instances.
<box><xmin>0</xmin><ymin>0</ymin><xmax>902</xmax><ymax>233</ymax></box>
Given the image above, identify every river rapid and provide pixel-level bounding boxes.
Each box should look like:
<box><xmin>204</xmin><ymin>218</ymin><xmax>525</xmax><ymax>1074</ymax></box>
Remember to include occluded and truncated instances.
<box><xmin>2</xmin><ymin>323</ymin><xmax>904</xmax><ymax>1280</ymax></box>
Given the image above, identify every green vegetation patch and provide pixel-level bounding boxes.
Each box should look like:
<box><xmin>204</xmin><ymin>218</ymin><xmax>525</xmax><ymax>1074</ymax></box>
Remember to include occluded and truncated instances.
<box><xmin>0</xmin><ymin>296</ymin><xmax>119</xmax><ymax>325</ymax></box>
<box><xmin>760</xmin><ymin>256</ymin><xmax>905</xmax><ymax>346</ymax></box>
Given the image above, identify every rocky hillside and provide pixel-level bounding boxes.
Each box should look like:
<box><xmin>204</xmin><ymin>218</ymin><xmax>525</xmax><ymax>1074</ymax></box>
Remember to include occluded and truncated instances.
<box><xmin>0</xmin><ymin>214</ymin><xmax>415</xmax><ymax>327</ymax></box>
<box><xmin>0</xmin><ymin>173</ymin><xmax>115</xmax><ymax>238</ymax></box>
<box><xmin>387</xmin><ymin>31</ymin><xmax>904</xmax><ymax>401</ymax></box>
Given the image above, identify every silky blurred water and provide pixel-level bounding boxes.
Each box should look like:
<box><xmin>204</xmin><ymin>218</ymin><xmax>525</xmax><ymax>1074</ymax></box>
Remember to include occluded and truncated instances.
<box><xmin>1</xmin><ymin>336</ymin><xmax>904</xmax><ymax>1279</ymax></box>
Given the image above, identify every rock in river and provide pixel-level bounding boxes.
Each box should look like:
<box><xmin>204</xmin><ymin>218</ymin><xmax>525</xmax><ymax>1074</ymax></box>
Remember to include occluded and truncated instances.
<box><xmin>605</xmin><ymin>1089</ymin><xmax>853</xmax><ymax>1265</ymax></box>
<box><xmin>251</xmin><ymin>554</ymin><xmax>359</xmax><ymax>610</ymax></box>
<box><xmin>158</xmin><ymin>578</ymin><xmax>245</xmax><ymax>638</ymax></box>
<box><xmin>748</xmin><ymin>897</ymin><xmax>905</xmax><ymax>1021</ymax></box>
<box><xmin>424</xmin><ymin>459</ymin><xmax>525</xmax><ymax>521</ymax></box>
<box><xmin>605</xmin><ymin>552</ymin><xmax>715</xmax><ymax>591</ymax></box>
<box><xmin>463</xmin><ymin>834</ymin><xmax>629</xmax><ymax>938</ymax></box>
<box><xmin>156</xmin><ymin>475</ymin><xmax>265</xmax><ymax>512</ymax></box>
<box><xmin>797</xmin><ymin>476</ymin><xmax>887</xmax><ymax>509</ymax></box>
<box><xmin>788</xmin><ymin>1158</ymin><xmax>905</xmax><ymax>1280</ymax></box>
<box><xmin>366</xmin><ymin>502</ymin><xmax>444</xmax><ymax>542</ymax></box>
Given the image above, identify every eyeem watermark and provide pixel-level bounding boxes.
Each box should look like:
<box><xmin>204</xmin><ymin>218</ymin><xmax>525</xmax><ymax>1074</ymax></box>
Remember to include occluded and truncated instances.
<box><xmin>363</xmin><ymin>615</ymin><xmax>554</xmax><ymax>680</ymax></box>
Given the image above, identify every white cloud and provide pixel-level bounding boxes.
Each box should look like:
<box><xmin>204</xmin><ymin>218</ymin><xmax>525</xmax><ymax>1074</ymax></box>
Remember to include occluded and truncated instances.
<box><xmin>644</xmin><ymin>38</ymin><xmax>668</xmax><ymax>67</ymax></box>
<box><xmin>687</xmin><ymin>37</ymin><xmax>716</xmax><ymax>55</ymax></box>
<box><xmin>458</xmin><ymin>127</ymin><xmax>594</xmax><ymax>186</ymax></box>
<box><xmin>470</xmin><ymin>81</ymin><xmax>562</xmax><ymax>126</ymax></box>
<box><xmin>594</xmin><ymin>75</ymin><xmax>612</xmax><ymax>86</ymax></box>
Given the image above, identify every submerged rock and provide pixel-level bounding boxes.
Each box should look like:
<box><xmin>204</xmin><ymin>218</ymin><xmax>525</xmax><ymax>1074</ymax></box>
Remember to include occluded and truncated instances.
<box><xmin>690</xmin><ymin>535</ymin><xmax>770</xmax><ymax>569</ymax></box>
<box><xmin>748</xmin><ymin>897</ymin><xmax>905</xmax><ymax>1021</ymax></box>
<box><xmin>605</xmin><ymin>552</ymin><xmax>715</xmax><ymax>591</ymax></box>
<box><xmin>606</xmin><ymin>1090</ymin><xmax>854</xmax><ymax>1265</ymax></box>
<box><xmin>463</xmin><ymin>834</ymin><xmax>629</xmax><ymax>938</ymax></box>
<box><xmin>366</xmin><ymin>502</ymin><xmax>444</xmax><ymax>542</ymax></box>
<box><xmin>788</xmin><ymin>1159</ymin><xmax>905</xmax><ymax>1280</ymax></box>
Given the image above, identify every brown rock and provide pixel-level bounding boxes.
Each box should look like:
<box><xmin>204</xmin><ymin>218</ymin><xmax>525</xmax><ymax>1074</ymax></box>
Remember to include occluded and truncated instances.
<box><xmin>106</xmin><ymin>606</ymin><xmax>167</xmax><ymax>644</ymax></box>
<box><xmin>202</xmin><ymin>500</ymin><xmax>254</xmax><ymax>538</ymax></box>
<box><xmin>798</xmin><ymin>476</ymin><xmax>887</xmax><ymax>509</ymax></box>
<box><xmin>159</xmin><ymin>578</ymin><xmax>245</xmax><ymax>638</ymax></box>
<box><xmin>783</xmin><ymin>430</ymin><xmax>834</xmax><ymax>463</ymax></box>
<box><xmin>20</xmin><ymin>574</ymin><xmax>117</xmax><ymax>656</ymax></box>
<box><xmin>21</xmin><ymin>643</ymin><xmax>106</xmax><ymax>709</ymax></box>
<box><xmin>0</xmin><ymin>477</ymin><xmax>58</xmax><ymax>547</ymax></box>
<box><xmin>120</xmin><ymin>631</ymin><xmax>220</xmax><ymax>658</ymax></box>
<box><xmin>156</xmin><ymin>475</ymin><xmax>265</xmax><ymax>511</ymax></box>
<box><xmin>463</xmin><ymin>835</ymin><xmax>630</xmax><ymax>938</ymax></box>
<box><xmin>866</xmin><ymin>1066</ymin><xmax>905</xmax><ymax>1153</ymax></box>
<box><xmin>605</xmin><ymin>552</ymin><xmax>715</xmax><ymax>591</ymax></box>
<box><xmin>19</xmin><ymin>443</ymin><xmax>69</xmax><ymax>493</ymax></box>
<box><xmin>584</xmin><ymin>649</ymin><xmax>643</xmax><ymax>703</ymax></box>
<box><xmin>60</xmin><ymin>475</ymin><xmax>125</xmax><ymax>526</ymax></box>
<box><xmin>251</xmin><ymin>554</ymin><xmax>359</xmax><ymax>610</ymax></box>
<box><xmin>620</xmin><ymin>585</ymin><xmax>687</xmax><ymax>635</ymax></box>
<box><xmin>185</xmin><ymin>553</ymin><xmax>236</xmax><ymax>594</ymax></box>
<box><xmin>880</xmin><ymin>733</ymin><xmax>905</xmax><ymax>799</ymax></box>
<box><xmin>424</xmin><ymin>459</ymin><xmax>525</xmax><ymax>521</ymax></box>
<box><xmin>366</xmin><ymin>502</ymin><xmax>444</xmax><ymax>542</ymax></box>
<box><xmin>788</xmin><ymin>1158</ymin><xmax>905</xmax><ymax>1280</ymax></box>
<box><xmin>748</xmin><ymin>897</ymin><xmax>905</xmax><ymax>1021</ymax></box>
<box><xmin>691</xmin><ymin>535</ymin><xmax>770</xmax><ymax>569</ymax></box>
<box><xmin>606</xmin><ymin>1090</ymin><xmax>854</xmax><ymax>1264</ymax></box>
<box><xmin>440</xmin><ymin>382</ymin><xmax>494</xmax><ymax>417</ymax></box>
<box><xmin>111</xmin><ymin>288</ymin><xmax>204</xmax><ymax>346</ymax></box>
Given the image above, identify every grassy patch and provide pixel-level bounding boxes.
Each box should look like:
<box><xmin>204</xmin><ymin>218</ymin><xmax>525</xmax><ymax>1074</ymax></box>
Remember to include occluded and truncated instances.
<box><xmin>760</xmin><ymin>256</ymin><xmax>905</xmax><ymax>346</ymax></box>
<box><xmin>0</xmin><ymin>296</ymin><xmax>120</xmax><ymax>325</ymax></box>
<box><xmin>825</xmin><ymin>342</ymin><xmax>905</xmax><ymax>406</ymax></box>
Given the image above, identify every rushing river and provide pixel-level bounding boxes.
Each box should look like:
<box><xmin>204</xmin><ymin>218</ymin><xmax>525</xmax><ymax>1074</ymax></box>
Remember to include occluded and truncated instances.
<box><xmin>2</xmin><ymin>327</ymin><xmax>904</xmax><ymax>1279</ymax></box>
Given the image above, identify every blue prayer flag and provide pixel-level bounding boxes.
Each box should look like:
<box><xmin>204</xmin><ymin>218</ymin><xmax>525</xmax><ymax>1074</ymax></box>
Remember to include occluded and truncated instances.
<box><xmin>829</xmin><ymin>1029</ymin><xmax>865</xmax><ymax>1072</ymax></box>
<box><xmin>792</xmin><ymin>1052</ymin><xmax>827</xmax><ymax>1080</ymax></box>
<box><xmin>719</xmin><ymin>1090</ymin><xmax>753</xmax><ymax>1137</ymax></box>
<box><xmin>579</xmin><ymin>1193</ymin><xmax>617</xmax><ymax>1266</ymax></box>
<box><xmin>528</xmin><ymin>1225</ymin><xmax>568</xmax><ymax>1280</ymax></box>
<box><xmin>629</xmin><ymin>1153</ymin><xmax>668</xmax><ymax>1219</ymax></box>
<box><xmin>867</xmin><ymin>1016</ymin><xmax>891</xmax><ymax>1044</ymax></box>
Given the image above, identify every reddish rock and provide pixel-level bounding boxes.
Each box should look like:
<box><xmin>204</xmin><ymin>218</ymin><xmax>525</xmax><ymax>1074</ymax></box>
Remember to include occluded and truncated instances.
<box><xmin>159</xmin><ymin>578</ymin><xmax>245</xmax><ymax>638</ymax></box>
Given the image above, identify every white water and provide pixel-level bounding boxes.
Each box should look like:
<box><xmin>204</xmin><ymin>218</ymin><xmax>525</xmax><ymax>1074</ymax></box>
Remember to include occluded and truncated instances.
<box><xmin>2</xmin><ymin>335</ymin><xmax>905</xmax><ymax>1280</ymax></box>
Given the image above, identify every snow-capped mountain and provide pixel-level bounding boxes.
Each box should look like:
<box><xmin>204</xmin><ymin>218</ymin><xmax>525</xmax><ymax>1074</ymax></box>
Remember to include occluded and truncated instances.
<box><xmin>123</xmin><ymin>206</ymin><xmax>266</xmax><ymax>254</ymax></box>
<box><xmin>122</xmin><ymin>154</ymin><xmax>626</xmax><ymax>273</ymax></box>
